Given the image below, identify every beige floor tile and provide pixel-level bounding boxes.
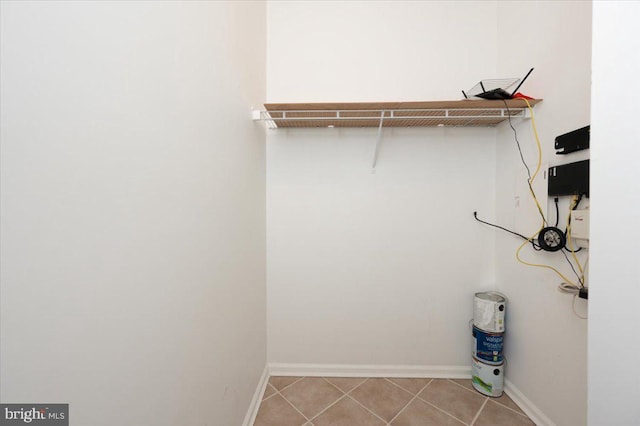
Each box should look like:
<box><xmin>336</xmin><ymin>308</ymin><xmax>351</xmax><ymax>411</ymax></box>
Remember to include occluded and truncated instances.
<box><xmin>474</xmin><ymin>400</ymin><xmax>535</xmax><ymax>426</ymax></box>
<box><xmin>253</xmin><ymin>376</ymin><xmax>534</xmax><ymax>426</ymax></box>
<box><xmin>280</xmin><ymin>377</ymin><xmax>344</xmax><ymax>419</ymax></box>
<box><xmin>268</xmin><ymin>376</ymin><xmax>303</xmax><ymax>391</ymax></box>
<box><xmin>492</xmin><ymin>392</ymin><xmax>526</xmax><ymax>415</ymax></box>
<box><xmin>443</xmin><ymin>379</ymin><xmax>525</xmax><ymax>415</ymax></box>
<box><xmin>324</xmin><ymin>377</ymin><xmax>367</xmax><ymax>393</ymax></box>
<box><xmin>254</xmin><ymin>394</ymin><xmax>307</xmax><ymax>426</ymax></box>
<box><xmin>262</xmin><ymin>383</ymin><xmax>276</xmax><ymax>400</ymax></box>
<box><xmin>349</xmin><ymin>378</ymin><xmax>414</xmax><ymax>422</ymax></box>
<box><xmin>388</xmin><ymin>378</ymin><xmax>433</xmax><ymax>395</ymax></box>
<box><xmin>418</xmin><ymin>379</ymin><xmax>486</xmax><ymax>424</ymax></box>
<box><xmin>449</xmin><ymin>378</ymin><xmax>525</xmax><ymax>414</ymax></box>
<box><xmin>312</xmin><ymin>396</ymin><xmax>386</xmax><ymax>426</ymax></box>
<box><xmin>391</xmin><ymin>398</ymin><xmax>466</xmax><ymax>426</ymax></box>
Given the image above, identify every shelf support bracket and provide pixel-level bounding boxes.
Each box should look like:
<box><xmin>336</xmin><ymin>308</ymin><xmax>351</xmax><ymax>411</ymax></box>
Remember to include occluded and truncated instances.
<box><xmin>371</xmin><ymin>111</ymin><xmax>385</xmax><ymax>170</ymax></box>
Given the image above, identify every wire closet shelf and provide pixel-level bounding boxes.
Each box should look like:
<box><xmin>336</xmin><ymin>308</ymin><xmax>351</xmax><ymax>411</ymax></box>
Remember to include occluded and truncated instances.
<box><xmin>255</xmin><ymin>99</ymin><xmax>541</xmax><ymax>129</ymax></box>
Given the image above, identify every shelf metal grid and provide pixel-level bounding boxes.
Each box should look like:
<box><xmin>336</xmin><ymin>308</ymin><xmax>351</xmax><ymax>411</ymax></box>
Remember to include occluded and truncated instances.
<box><xmin>253</xmin><ymin>99</ymin><xmax>541</xmax><ymax>168</ymax></box>
<box><xmin>254</xmin><ymin>99</ymin><xmax>540</xmax><ymax>129</ymax></box>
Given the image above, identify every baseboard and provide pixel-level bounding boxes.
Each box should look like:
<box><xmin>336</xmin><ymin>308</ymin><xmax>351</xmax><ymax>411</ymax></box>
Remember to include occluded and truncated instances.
<box><xmin>242</xmin><ymin>364</ymin><xmax>270</xmax><ymax>426</ymax></box>
<box><xmin>504</xmin><ymin>379</ymin><xmax>556</xmax><ymax>426</ymax></box>
<box><xmin>267</xmin><ymin>362</ymin><xmax>471</xmax><ymax>379</ymax></box>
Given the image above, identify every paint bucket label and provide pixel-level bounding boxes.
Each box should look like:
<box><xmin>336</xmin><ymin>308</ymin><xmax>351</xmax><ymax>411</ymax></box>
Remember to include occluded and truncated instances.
<box><xmin>472</xmin><ymin>326</ymin><xmax>504</xmax><ymax>364</ymax></box>
<box><xmin>473</xmin><ymin>292</ymin><xmax>506</xmax><ymax>333</ymax></box>
<box><xmin>471</xmin><ymin>356</ymin><xmax>504</xmax><ymax>397</ymax></box>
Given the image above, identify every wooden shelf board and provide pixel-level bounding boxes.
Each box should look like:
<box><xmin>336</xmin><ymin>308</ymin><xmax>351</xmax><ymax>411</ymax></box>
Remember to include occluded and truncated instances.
<box><xmin>262</xmin><ymin>99</ymin><xmax>541</xmax><ymax>128</ymax></box>
<box><xmin>265</xmin><ymin>98</ymin><xmax>540</xmax><ymax>111</ymax></box>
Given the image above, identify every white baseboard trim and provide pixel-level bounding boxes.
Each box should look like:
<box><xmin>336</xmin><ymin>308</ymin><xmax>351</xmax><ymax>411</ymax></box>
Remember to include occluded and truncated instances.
<box><xmin>242</xmin><ymin>364</ymin><xmax>270</xmax><ymax>426</ymax></box>
<box><xmin>504</xmin><ymin>379</ymin><xmax>556</xmax><ymax>426</ymax></box>
<box><xmin>268</xmin><ymin>362</ymin><xmax>471</xmax><ymax>379</ymax></box>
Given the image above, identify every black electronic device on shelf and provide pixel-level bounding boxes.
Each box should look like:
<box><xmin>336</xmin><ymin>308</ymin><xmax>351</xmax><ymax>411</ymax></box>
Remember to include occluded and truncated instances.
<box><xmin>463</xmin><ymin>68</ymin><xmax>534</xmax><ymax>100</ymax></box>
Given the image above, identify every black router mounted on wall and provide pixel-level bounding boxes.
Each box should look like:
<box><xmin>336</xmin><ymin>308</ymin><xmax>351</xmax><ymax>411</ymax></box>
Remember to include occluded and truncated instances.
<box><xmin>555</xmin><ymin>125</ymin><xmax>590</xmax><ymax>155</ymax></box>
<box><xmin>548</xmin><ymin>159</ymin><xmax>590</xmax><ymax>198</ymax></box>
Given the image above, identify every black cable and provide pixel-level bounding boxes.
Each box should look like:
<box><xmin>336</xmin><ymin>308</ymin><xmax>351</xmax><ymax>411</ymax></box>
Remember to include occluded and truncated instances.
<box><xmin>554</xmin><ymin>197</ymin><xmax>560</xmax><ymax>227</ymax></box>
<box><xmin>502</xmin><ymin>99</ymin><xmax>531</xmax><ymax>180</ymax></box>
<box><xmin>502</xmin><ymin>99</ymin><xmax>547</xmax><ymax>225</ymax></box>
<box><xmin>473</xmin><ymin>212</ymin><xmax>541</xmax><ymax>250</ymax></box>
<box><xmin>573</xmin><ymin>194</ymin><xmax>583</xmax><ymax>210</ymax></box>
<box><xmin>560</xmin><ymin>248</ymin><xmax>585</xmax><ymax>287</ymax></box>
<box><xmin>476</xmin><ymin>209</ymin><xmax>584</xmax><ymax>283</ymax></box>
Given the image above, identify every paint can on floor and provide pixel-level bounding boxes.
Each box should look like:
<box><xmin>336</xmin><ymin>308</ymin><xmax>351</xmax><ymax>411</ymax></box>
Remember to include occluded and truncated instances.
<box><xmin>471</xmin><ymin>356</ymin><xmax>504</xmax><ymax>397</ymax></box>
<box><xmin>473</xmin><ymin>292</ymin><xmax>506</xmax><ymax>333</ymax></box>
<box><xmin>472</xmin><ymin>326</ymin><xmax>504</xmax><ymax>364</ymax></box>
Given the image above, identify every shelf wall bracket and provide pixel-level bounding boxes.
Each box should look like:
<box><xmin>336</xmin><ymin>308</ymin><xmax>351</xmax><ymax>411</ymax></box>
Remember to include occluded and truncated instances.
<box><xmin>371</xmin><ymin>111</ymin><xmax>386</xmax><ymax>170</ymax></box>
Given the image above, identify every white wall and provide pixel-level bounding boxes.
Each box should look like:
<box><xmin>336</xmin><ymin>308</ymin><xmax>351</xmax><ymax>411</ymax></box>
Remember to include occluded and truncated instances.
<box><xmin>0</xmin><ymin>2</ymin><xmax>266</xmax><ymax>425</ymax></box>
<box><xmin>267</xmin><ymin>1</ymin><xmax>498</xmax><ymax>367</ymax></box>
<box><xmin>267</xmin><ymin>1</ymin><xmax>594</xmax><ymax>424</ymax></box>
<box><xmin>494</xmin><ymin>2</ymin><xmax>592</xmax><ymax>425</ymax></box>
<box><xmin>589</xmin><ymin>2</ymin><xmax>640</xmax><ymax>425</ymax></box>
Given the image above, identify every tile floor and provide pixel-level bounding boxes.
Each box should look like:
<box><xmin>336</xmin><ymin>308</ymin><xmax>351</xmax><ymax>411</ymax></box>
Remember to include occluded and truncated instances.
<box><xmin>254</xmin><ymin>377</ymin><xmax>535</xmax><ymax>426</ymax></box>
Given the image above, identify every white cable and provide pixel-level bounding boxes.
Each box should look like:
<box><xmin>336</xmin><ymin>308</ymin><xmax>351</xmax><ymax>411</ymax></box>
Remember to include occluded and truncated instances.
<box><xmin>557</xmin><ymin>281</ymin><xmax>580</xmax><ymax>295</ymax></box>
<box><xmin>557</xmin><ymin>282</ymin><xmax>588</xmax><ymax>319</ymax></box>
<box><xmin>572</xmin><ymin>295</ymin><xmax>588</xmax><ymax>320</ymax></box>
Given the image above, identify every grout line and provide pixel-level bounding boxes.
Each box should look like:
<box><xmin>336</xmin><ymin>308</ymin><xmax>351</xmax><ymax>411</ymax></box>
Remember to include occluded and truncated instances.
<box><xmin>384</xmin><ymin>377</ymin><xmax>433</xmax><ymax>397</ymax></box>
<box><xmin>261</xmin><ymin>384</ymin><xmax>278</xmax><ymax>402</ymax></box>
<box><xmin>262</xmin><ymin>393</ymin><xmax>276</xmax><ymax>402</ymax></box>
<box><xmin>445</xmin><ymin>379</ymin><xmax>532</xmax><ymax>421</ymax></box>
<box><xmin>421</xmin><ymin>378</ymin><xmax>434</xmax><ymax>391</ymax></box>
<box><xmin>306</xmin><ymin>394</ymin><xmax>348</xmax><ymax>424</ymax></box>
<box><xmin>416</xmin><ymin>380</ymin><xmax>433</xmax><ymax>394</ymax></box>
<box><xmin>414</xmin><ymin>394</ymin><xmax>469</xmax><ymax>425</ymax></box>
<box><xmin>345</xmin><ymin>393</ymin><xmax>392</xmax><ymax>425</ymax></box>
<box><xmin>270</xmin><ymin>378</ymin><xmax>311</xmax><ymax>423</ymax></box>
<box><xmin>491</xmin><ymin>398</ymin><xmax>531</xmax><ymax>418</ymax></box>
<box><xmin>277</xmin><ymin>389</ymin><xmax>311</xmax><ymax>423</ymax></box>
<box><xmin>446</xmin><ymin>379</ymin><xmax>531</xmax><ymax>420</ymax></box>
<box><xmin>285</xmin><ymin>377</ymin><xmax>367</xmax><ymax>424</ymax></box>
<box><xmin>387</xmin><ymin>380</ymin><xmax>432</xmax><ymax>424</ymax></box>
<box><xmin>388</xmin><ymin>393</ymin><xmax>418</xmax><ymax>424</ymax></box>
<box><xmin>321</xmin><ymin>377</ymin><xmax>346</xmax><ymax>394</ymax></box>
<box><xmin>276</xmin><ymin>376</ymin><xmax>306</xmax><ymax>393</ymax></box>
<box><xmin>344</xmin><ymin>378</ymin><xmax>392</xmax><ymax>425</ymax></box>
<box><xmin>344</xmin><ymin>377</ymin><xmax>370</xmax><ymax>396</ymax></box>
<box><xmin>323</xmin><ymin>376</ymin><xmax>367</xmax><ymax>394</ymax></box>
<box><xmin>470</xmin><ymin>397</ymin><xmax>489</xmax><ymax>425</ymax></box>
<box><xmin>447</xmin><ymin>379</ymin><xmax>484</xmax><ymax>397</ymax></box>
